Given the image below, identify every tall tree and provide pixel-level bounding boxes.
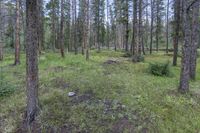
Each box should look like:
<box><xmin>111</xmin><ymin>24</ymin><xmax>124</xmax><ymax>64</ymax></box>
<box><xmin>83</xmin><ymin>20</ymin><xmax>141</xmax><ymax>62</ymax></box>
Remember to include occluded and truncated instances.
<box><xmin>0</xmin><ymin>1</ymin><xmax>2</xmax><ymax>61</ymax></box>
<box><xmin>25</xmin><ymin>0</ymin><xmax>39</xmax><ymax>128</ymax></box>
<box><xmin>150</xmin><ymin>0</ymin><xmax>154</xmax><ymax>54</ymax></box>
<box><xmin>178</xmin><ymin>0</ymin><xmax>199</xmax><ymax>93</ymax></box>
<box><xmin>155</xmin><ymin>0</ymin><xmax>164</xmax><ymax>52</ymax></box>
<box><xmin>72</xmin><ymin>0</ymin><xmax>78</xmax><ymax>54</ymax></box>
<box><xmin>173</xmin><ymin>0</ymin><xmax>181</xmax><ymax>66</ymax></box>
<box><xmin>14</xmin><ymin>0</ymin><xmax>20</xmax><ymax>65</ymax></box>
<box><xmin>38</xmin><ymin>0</ymin><xmax>44</xmax><ymax>53</ymax></box>
<box><xmin>60</xmin><ymin>0</ymin><xmax>65</xmax><ymax>57</ymax></box>
<box><xmin>83</xmin><ymin>0</ymin><xmax>90</xmax><ymax>60</ymax></box>
<box><xmin>190</xmin><ymin>0</ymin><xmax>200</xmax><ymax>80</ymax></box>
<box><xmin>132</xmin><ymin>0</ymin><xmax>138</xmax><ymax>61</ymax></box>
<box><xmin>166</xmin><ymin>0</ymin><xmax>169</xmax><ymax>53</ymax></box>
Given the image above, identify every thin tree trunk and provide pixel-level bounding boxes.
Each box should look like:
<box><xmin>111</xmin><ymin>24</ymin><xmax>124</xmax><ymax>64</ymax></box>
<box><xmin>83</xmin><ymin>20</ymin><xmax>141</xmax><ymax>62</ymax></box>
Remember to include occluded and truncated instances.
<box><xmin>60</xmin><ymin>0</ymin><xmax>65</xmax><ymax>58</ymax></box>
<box><xmin>138</xmin><ymin>0</ymin><xmax>142</xmax><ymax>55</ymax></box>
<box><xmin>14</xmin><ymin>0</ymin><xmax>20</xmax><ymax>65</ymax></box>
<box><xmin>166</xmin><ymin>0</ymin><xmax>169</xmax><ymax>54</ymax></box>
<box><xmin>132</xmin><ymin>0</ymin><xmax>137</xmax><ymax>56</ymax></box>
<box><xmin>125</xmin><ymin>0</ymin><xmax>129</xmax><ymax>52</ymax></box>
<box><xmin>52</xmin><ymin>0</ymin><xmax>56</xmax><ymax>52</ymax></box>
<box><xmin>156</xmin><ymin>0</ymin><xmax>159</xmax><ymax>52</ymax></box>
<box><xmin>106</xmin><ymin>0</ymin><xmax>110</xmax><ymax>50</ymax></box>
<box><xmin>0</xmin><ymin>1</ymin><xmax>3</xmax><ymax>61</ymax></box>
<box><xmin>173</xmin><ymin>0</ymin><xmax>181</xmax><ymax>66</ymax></box>
<box><xmin>0</xmin><ymin>42</ymin><xmax>3</xmax><ymax>61</ymax></box>
<box><xmin>150</xmin><ymin>0</ymin><xmax>154</xmax><ymax>54</ymax></box>
<box><xmin>25</xmin><ymin>0</ymin><xmax>39</xmax><ymax>128</ymax></box>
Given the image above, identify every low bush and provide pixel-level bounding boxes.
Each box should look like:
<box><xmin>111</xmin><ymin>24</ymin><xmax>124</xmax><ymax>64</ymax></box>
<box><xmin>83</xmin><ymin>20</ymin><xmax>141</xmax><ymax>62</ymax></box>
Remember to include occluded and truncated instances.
<box><xmin>148</xmin><ymin>61</ymin><xmax>172</xmax><ymax>77</ymax></box>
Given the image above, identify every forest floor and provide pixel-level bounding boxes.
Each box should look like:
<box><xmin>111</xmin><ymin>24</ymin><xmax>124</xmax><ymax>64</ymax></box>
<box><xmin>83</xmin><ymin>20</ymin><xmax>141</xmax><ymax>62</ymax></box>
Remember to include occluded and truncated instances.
<box><xmin>0</xmin><ymin>50</ymin><xmax>200</xmax><ymax>133</ymax></box>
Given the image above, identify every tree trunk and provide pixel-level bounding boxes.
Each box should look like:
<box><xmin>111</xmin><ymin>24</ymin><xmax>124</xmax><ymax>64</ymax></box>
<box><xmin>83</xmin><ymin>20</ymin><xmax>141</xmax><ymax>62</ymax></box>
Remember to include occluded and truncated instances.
<box><xmin>52</xmin><ymin>0</ymin><xmax>56</xmax><ymax>51</ymax></box>
<box><xmin>166</xmin><ymin>0</ymin><xmax>169</xmax><ymax>53</ymax></box>
<box><xmin>173</xmin><ymin>0</ymin><xmax>181</xmax><ymax>66</ymax></box>
<box><xmin>132</xmin><ymin>0</ymin><xmax>138</xmax><ymax>57</ymax></box>
<box><xmin>155</xmin><ymin>0</ymin><xmax>159</xmax><ymax>52</ymax></box>
<box><xmin>0</xmin><ymin>42</ymin><xmax>3</xmax><ymax>61</ymax></box>
<box><xmin>190</xmin><ymin>0</ymin><xmax>200</xmax><ymax>80</ymax></box>
<box><xmin>179</xmin><ymin>0</ymin><xmax>191</xmax><ymax>93</ymax></box>
<box><xmin>14</xmin><ymin>0</ymin><xmax>20</xmax><ymax>65</ymax></box>
<box><xmin>150</xmin><ymin>0</ymin><xmax>154</xmax><ymax>54</ymax></box>
<box><xmin>138</xmin><ymin>0</ymin><xmax>142</xmax><ymax>55</ymax></box>
<box><xmin>60</xmin><ymin>0</ymin><xmax>65</xmax><ymax>58</ymax></box>
<box><xmin>25</xmin><ymin>0</ymin><xmax>39</xmax><ymax>128</ymax></box>
<box><xmin>86</xmin><ymin>0</ymin><xmax>90</xmax><ymax>60</ymax></box>
<box><xmin>125</xmin><ymin>0</ymin><xmax>129</xmax><ymax>52</ymax></box>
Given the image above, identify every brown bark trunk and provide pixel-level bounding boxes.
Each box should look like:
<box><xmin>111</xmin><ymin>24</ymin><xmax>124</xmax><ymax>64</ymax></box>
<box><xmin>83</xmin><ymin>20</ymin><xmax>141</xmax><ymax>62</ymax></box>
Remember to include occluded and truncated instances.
<box><xmin>125</xmin><ymin>0</ymin><xmax>129</xmax><ymax>52</ymax></box>
<box><xmin>0</xmin><ymin>42</ymin><xmax>3</xmax><ymax>61</ymax></box>
<box><xmin>166</xmin><ymin>0</ymin><xmax>169</xmax><ymax>53</ymax></box>
<box><xmin>25</xmin><ymin>0</ymin><xmax>39</xmax><ymax>128</ymax></box>
<box><xmin>14</xmin><ymin>0</ymin><xmax>20</xmax><ymax>65</ymax></box>
<box><xmin>60</xmin><ymin>0</ymin><xmax>65</xmax><ymax>58</ymax></box>
<box><xmin>150</xmin><ymin>0</ymin><xmax>154</xmax><ymax>54</ymax></box>
<box><xmin>179</xmin><ymin>0</ymin><xmax>191</xmax><ymax>93</ymax></box>
<box><xmin>190</xmin><ymin>1</ymin><xmax>200</xmax><ymax>80</ymax></box>
<box><xmin>173</xmin><ymin>0</ymin><xmax>181</xmax><ymax>66</ymax></box>
<box><xmin>132</xmin><ymin>0</ymin><xmax>138</xmax><ymax>57</ymax></box>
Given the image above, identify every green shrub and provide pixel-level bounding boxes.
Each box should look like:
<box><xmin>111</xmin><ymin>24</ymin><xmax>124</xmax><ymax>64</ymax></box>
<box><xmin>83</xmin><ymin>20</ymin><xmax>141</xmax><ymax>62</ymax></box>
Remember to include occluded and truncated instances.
<box><xmin>148</xmin><ymin>61</ymin><xmax>172</xmax><ymax>77</ymax></box>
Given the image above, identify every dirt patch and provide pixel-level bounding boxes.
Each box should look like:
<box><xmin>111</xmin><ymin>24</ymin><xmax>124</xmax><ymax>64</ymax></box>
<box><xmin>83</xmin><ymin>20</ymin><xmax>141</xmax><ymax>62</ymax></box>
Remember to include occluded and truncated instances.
<box><xmin>103</xmin><ymin>60</ymin><xmax>119</xmax><ymax>65</ymax></box>
<box><xmin>103</xmin><ymin>99</ymin><xmax>125</xmax><ymax>114</ymax></box>
<box><xmin>51</xmin><ymin>77</ymin><xmax>70</xmax><ymax>89</ymax></box>
<box><xmin>70</xmin><ymin>90</ymin><xmax>95</xmax><ymax>105</ymax></box>
<box><xmin>47</xmin><ymin>66</ymin><xmax>67</xmax><ymax>73</ymax></box>
<box><xmin>111</xmin><ymin>117</ymin><xmax>135</xmax><ymax>133</ymax></box>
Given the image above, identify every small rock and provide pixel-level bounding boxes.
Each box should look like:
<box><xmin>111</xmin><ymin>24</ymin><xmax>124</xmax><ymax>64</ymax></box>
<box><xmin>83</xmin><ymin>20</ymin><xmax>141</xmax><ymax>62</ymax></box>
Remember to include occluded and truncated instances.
<box><xmin>68</xmin><ymin>92</ymin><xmax>76</xmax><ymax>97</ymax></box>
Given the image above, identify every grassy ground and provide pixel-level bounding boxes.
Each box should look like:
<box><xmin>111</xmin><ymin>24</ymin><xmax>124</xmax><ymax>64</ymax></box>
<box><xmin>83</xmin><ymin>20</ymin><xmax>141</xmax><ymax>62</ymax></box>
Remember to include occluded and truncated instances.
<box><xmin>0</xmin><ymin>50</ymin><xmax>200</xmax><ymax>133</ymax></box>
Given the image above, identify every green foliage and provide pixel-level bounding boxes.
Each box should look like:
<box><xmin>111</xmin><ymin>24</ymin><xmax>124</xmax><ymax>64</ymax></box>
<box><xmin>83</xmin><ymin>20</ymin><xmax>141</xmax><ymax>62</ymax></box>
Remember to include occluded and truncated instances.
<box><xmin>148</xmin><ymin>61</ymin><xmax>172</xmax><ymax>77</ymax></box>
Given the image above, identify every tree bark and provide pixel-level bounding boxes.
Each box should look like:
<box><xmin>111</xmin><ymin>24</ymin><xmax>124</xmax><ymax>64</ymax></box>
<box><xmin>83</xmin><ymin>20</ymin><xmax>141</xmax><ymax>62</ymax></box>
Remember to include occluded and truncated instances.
<box><xmin>0</xmin><ymin>1</ymin><xmax>3</xmax><ymax>61</ymax></box>
<box><xmin>60</xmin><ymin>0</ymin><xmax>65</xmax><ymax>58</ymax></box>
<box><xmin>179</xmin><ymin>0</ymin><xmax>191</xmax><ymax>93</ymax></box>
<box><xmin>173</xmin><ymin>0</ymin><xmax>181</xmax><ymax>66</ymax></box>
<box><xmin>14</xmin><ymin>0</ymin><xmax>21</xmax><ymax>65</ymax></box>
<box><xmin>132</xmin><ymin>0</ymin><xmax>138</xmax><ymax>57</ymax></box>
<box><xmin>166</xmin><ymin>0</ymin><xmax>169</xmax><ymax>53</ymax></box>
<box><xmin>150</xmin><ymin>0</ymin><xmax>154</xmax><ymax>54</ymax></box>
<box><xmin>25</xmin><ymin>0</ymin><xmax>39</xmax><ymax>128</ymax></box>
<box><xmin>125</xmin><ymin>0</ymin><xmax>129</xmax><ymax>52</ymax></box>
<box><xmin>189</xmin><ymin>0</ymin><xmax>200</xmax><ymax>80</ymax></box>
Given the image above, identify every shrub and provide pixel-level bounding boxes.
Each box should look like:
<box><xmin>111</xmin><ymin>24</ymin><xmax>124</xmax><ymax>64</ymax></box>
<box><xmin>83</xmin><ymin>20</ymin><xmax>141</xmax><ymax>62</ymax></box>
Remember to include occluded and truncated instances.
<box><xmin>148</xmin><ymin>61</ymin><xmax>172</xmax><ymax>77</ymax></box>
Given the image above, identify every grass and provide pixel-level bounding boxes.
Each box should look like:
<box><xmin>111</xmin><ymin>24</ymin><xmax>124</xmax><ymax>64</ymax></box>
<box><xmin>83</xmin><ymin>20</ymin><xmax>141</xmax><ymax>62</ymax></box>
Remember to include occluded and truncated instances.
<box><xmin>0</xmin><ymin>50</ymin><xmax>200</xmax><ymax>133</ymax></box>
